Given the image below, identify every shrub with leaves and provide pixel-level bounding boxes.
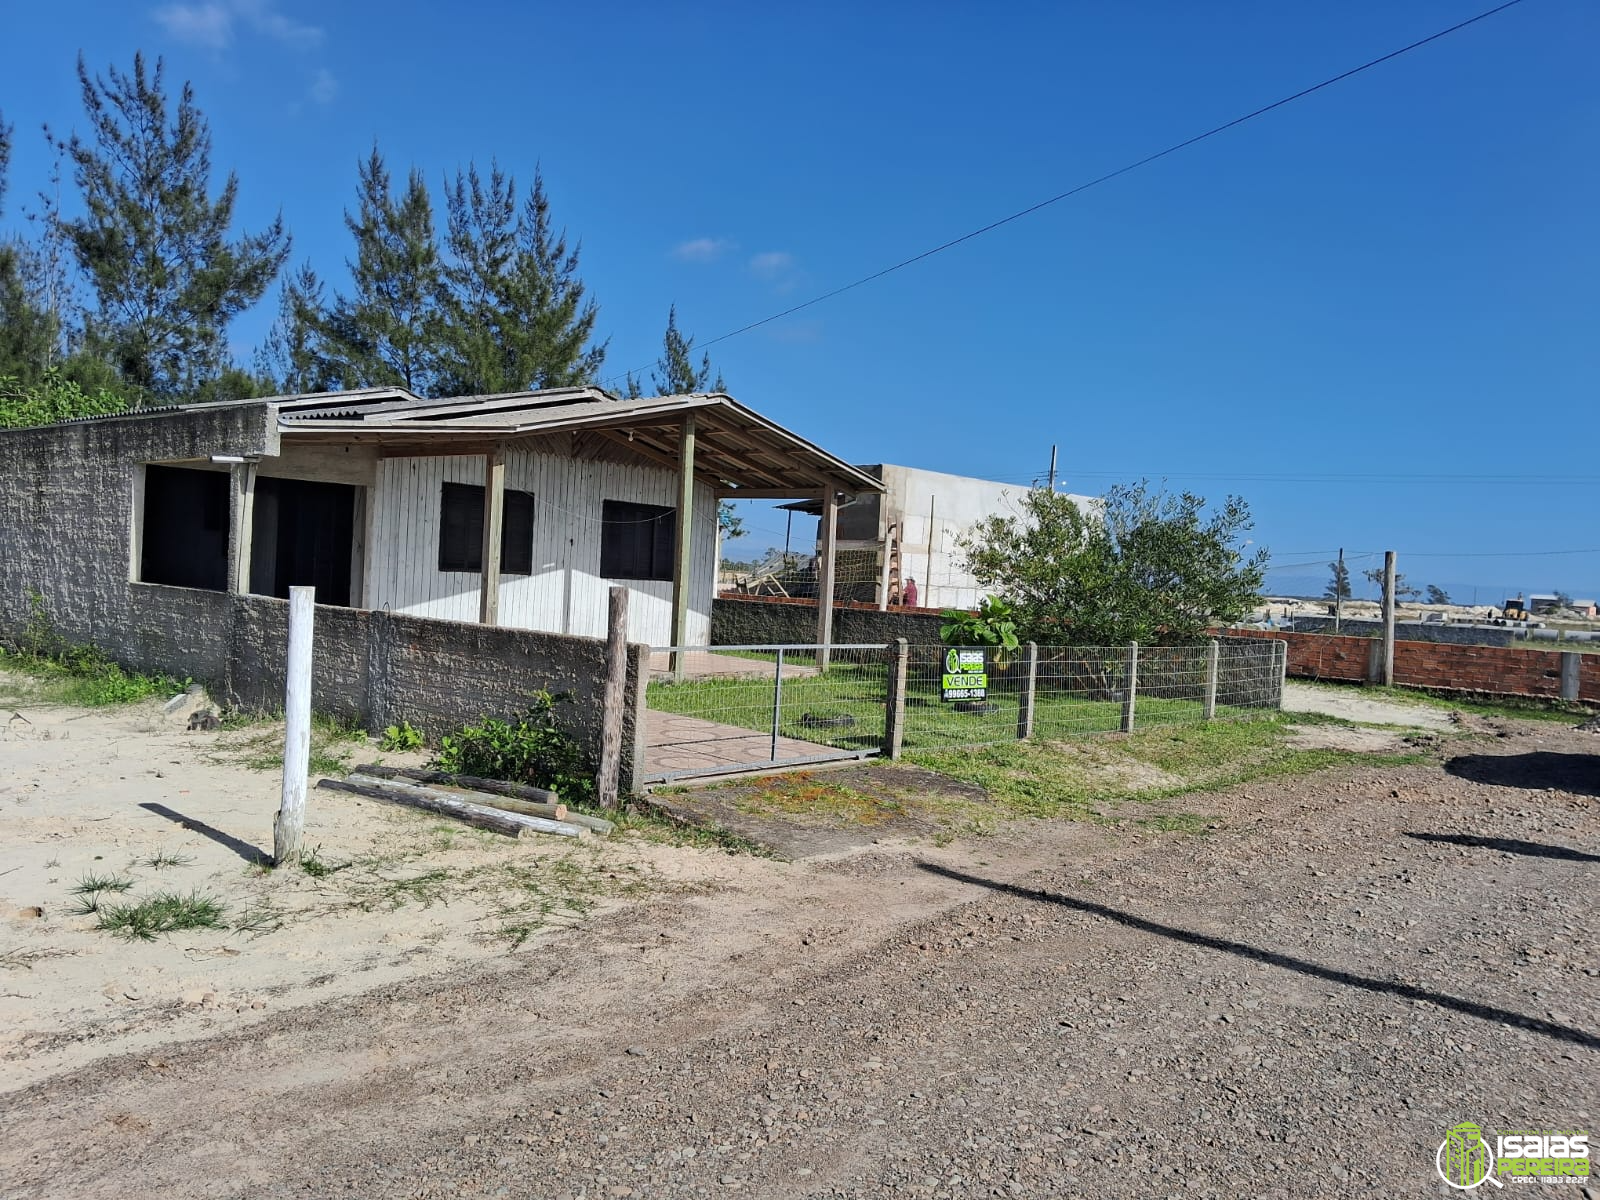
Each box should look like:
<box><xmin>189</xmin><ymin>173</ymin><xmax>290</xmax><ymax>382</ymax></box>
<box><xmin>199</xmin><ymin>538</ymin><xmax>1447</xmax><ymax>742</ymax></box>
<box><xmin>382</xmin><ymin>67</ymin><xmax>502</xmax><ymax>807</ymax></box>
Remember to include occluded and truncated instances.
<box><xmin>380</xmin><ymin>720</ymin><xmax>424</xmax><ymax>752</ymax></box>
<box><xmin>940</xmin><ymin>596</ymin><xmax>1021</xmax><ymax>664</ymax></box>
<box><xmin>434</xmin><ymin>691</ymin><xmax>595</xmax><ymax>804</ymax></box>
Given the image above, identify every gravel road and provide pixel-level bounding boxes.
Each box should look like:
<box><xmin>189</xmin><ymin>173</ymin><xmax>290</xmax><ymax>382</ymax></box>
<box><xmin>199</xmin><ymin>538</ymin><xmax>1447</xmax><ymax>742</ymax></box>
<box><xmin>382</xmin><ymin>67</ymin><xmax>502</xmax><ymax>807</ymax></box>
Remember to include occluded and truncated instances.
<box><xmin>2</xmin><ymin>720</ymin><xmax>1596</xmax><ymax>1199</ymax></box>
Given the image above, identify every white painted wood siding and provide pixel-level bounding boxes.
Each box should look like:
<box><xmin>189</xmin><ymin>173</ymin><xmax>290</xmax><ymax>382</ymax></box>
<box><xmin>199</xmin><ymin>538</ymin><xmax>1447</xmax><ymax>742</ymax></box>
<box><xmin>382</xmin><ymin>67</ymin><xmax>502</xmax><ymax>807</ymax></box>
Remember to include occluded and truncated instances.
<box><xmin>368</xmin><ymin>449</ymin><xmax>716</xmax><ymax>646</ymax></box>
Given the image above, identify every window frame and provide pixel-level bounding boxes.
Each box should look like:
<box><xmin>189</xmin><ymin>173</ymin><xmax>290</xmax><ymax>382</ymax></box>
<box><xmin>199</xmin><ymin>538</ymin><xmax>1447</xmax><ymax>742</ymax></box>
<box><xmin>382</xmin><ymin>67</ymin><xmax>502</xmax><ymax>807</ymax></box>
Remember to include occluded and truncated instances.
<box><xmin>599</xmin><ymin>499</ymin><xmax>676</xmax><ymax>582</ymax></box>
<box><xmin>437</xmin><ymin>481</ymin><xmax>535</xmax><ymax>575</ymax></box>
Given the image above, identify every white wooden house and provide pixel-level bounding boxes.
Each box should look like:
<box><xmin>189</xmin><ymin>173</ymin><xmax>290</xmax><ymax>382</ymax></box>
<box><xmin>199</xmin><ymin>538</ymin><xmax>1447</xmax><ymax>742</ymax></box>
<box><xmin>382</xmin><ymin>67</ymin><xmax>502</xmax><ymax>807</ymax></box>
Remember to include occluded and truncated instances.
<box><xmin>132</xmin><ymin>386</ymin><xmax>880</xmax><ymax>647</ymax></box>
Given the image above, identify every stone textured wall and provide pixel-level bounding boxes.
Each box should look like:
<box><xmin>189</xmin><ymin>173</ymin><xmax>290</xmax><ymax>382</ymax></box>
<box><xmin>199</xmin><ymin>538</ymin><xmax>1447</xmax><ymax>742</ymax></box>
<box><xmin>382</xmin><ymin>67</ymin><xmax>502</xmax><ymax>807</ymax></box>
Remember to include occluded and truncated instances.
<box><xmin>712</xmin><ymin>594</ymin><xmax>946</xmax><ymax>646</ymax></box>
<box><xmin>0</xmin><ymin>404</ymin><xmax>278</xmax><ymax>649</ymax></box>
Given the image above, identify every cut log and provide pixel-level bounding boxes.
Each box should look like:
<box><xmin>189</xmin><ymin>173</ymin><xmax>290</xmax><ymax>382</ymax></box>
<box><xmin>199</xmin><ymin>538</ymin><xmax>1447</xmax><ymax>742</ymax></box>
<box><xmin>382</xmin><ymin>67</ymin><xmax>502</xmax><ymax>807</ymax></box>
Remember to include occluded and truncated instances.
<box><xmin>316</xmin><ymin>779</ymin><xmax>587</xmax><ymax>839</ymax></box>
<box><xmin>348</xmin><ymin>771</ymin><xmax>567</xmax><ymax>821</ymax></box>
<box><xmin>350</xmin><ymin>763</ymin><xmax>614</xmax><ymax>834</ymax></box>
<box><xmin>353</xmin><ymin>763</ymin><xmax>558</xmax><ymax>805</ymax></box>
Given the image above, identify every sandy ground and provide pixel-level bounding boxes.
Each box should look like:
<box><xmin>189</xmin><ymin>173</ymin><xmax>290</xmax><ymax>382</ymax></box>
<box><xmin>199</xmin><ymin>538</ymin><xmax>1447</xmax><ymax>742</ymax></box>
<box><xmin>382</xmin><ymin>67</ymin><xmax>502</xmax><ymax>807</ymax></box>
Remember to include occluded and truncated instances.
<box><xmin>1281</xmin><ymin>680</ymin><xmax>1457</xmax><ymax>731</ymax></box>
<box><xmin>0</xmin><ymin>687</ymin><xmax>1595</xmax><ymax>1197</ymax></box>
<box><xmin>0</xmin><ymin>681</ymin><xmax>752</xmax><ymax>1095</ymax></box>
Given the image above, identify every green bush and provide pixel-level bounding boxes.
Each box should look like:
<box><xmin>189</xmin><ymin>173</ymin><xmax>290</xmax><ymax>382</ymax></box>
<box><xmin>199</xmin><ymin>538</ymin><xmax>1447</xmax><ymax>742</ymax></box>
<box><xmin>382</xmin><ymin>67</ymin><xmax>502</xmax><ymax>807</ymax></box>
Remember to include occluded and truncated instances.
<box><xmin>380</xmin><ymin>720</ymin><xmax>424</xmax><ymax>752</ymax></box>
<box><xmin>1</xmin><ymin>591</ymin><xmax>177</xmax><ymax>705</ymax></box>
<box><xmin>434</xmin><ymin>692</ymin><xmax>595</xmax><ymax>804</ymax></box>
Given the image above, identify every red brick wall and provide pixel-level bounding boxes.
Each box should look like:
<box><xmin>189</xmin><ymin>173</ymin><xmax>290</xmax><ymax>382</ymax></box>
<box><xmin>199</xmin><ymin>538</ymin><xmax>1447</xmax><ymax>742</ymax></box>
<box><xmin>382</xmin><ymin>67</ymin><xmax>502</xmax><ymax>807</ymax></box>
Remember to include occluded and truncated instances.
<box><xmin>1225</xmin><ymin>628</ymin><xmax>1596</xmax><ymax>702</ymax></box>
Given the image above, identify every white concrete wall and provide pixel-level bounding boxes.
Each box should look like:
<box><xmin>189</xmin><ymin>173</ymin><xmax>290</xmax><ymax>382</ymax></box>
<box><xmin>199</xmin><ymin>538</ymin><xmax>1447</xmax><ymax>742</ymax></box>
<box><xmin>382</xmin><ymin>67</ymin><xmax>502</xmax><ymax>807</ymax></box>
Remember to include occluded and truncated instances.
<box><xmin>368</xmin><ymin>448</ymin><xmax>716</xmax><ymax>646</ymax></box>
<box><xmin>879</xmin><ymin>464</ymin><xmax>1094</xmax><ymax>611</ymax></box>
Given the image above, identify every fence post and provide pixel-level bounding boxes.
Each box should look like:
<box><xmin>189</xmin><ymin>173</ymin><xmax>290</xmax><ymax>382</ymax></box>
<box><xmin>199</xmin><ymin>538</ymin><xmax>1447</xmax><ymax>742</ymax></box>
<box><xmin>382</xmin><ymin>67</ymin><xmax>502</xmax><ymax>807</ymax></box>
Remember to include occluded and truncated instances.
<box><xmin>883</xmin><ymin>638</ymin><xmax>909</xmax><ymax>759</ymax></box>
<box><xmin>1120</xmin><ymin>641</ymin><xmax>1138</xmax><ymax>733</ymax></box>
<box><xmin>1203</xmin><ymin>638</ymin><xmax>1220</xmax><ymax>720</ymax></box>
<box><xmin>1560</xmin><ymin>651</ymin><xmax>1580</xmax><ymax>702</ymax></box>
<box><xmin>770</xmin><ymin>648</ymin><xmax>785</xmax><ymax>763</ymax></box>
<box><xmin>596</xmin><ymin>586</ymin><xmax>628</xmax><ymax>811</ymax></box>
<box><xmin>1016</xmin><ymin>641</ymin><xmax>1038</xmax><ymax>739</ymax></box>
<box><xmin>273</xmin><ymin>586</ymin><xmax>314</xmax><ymax>866</ymax></box>
<box><xmin>1276</xmin><ymin>639</ymin><xmax>1289</xmax><ymax>708</ymax></box>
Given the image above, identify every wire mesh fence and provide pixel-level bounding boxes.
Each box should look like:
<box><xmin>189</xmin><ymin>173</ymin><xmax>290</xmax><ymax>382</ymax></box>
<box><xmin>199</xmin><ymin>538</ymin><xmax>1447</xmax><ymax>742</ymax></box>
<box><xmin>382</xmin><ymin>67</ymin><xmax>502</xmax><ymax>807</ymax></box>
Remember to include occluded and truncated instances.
<box><xmin>642</xmin><ymin>637</ymin><xmax>1284</xmax><ymax>781</ymax></box>
<box><xmin>642</xmin><ymin>645</ymin><xmax>890</xmax><ymax>782</ymax></box>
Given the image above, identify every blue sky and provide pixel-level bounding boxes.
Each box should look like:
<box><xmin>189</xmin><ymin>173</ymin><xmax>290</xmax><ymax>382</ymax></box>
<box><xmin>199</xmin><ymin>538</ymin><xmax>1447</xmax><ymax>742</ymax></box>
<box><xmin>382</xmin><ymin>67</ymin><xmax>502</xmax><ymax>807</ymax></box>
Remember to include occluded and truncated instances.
<box><xmin>5</xmin><ymin>1</ymin><xmax>1597</xmax><ymax>599</ymax></box>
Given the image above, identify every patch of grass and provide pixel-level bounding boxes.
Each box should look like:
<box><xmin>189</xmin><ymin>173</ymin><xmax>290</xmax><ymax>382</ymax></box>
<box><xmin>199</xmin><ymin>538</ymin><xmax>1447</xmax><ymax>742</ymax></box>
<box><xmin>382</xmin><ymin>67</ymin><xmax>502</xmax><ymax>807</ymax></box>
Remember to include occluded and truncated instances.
<box><xmin>728</xmin><ymin>772</ymin><xmax>907</xmax><ymax>826</ymax></box>
<box><xmin>97</xmin><ymin>891</ymin><xmax>227</xmax><ymax>941</ymax></box>
<box><xmin>230</xmin><ymin>906</ymin><xmax>283</xmax><ymax>936</ymax></box>
<box><xmin>69</xmin><ymin>872</ymin><xmax>135</xmax><ymax>896</ymax></box>
<box><xmin>906</xmin><ymin>716</ymin><xmax>1429</xmax><ymax>825</ymax></box>
<box><xmin>297</xmin><ymin>847</ymin><xmax>348</xmax><ymax>878</ymax></box>
<box><xmin>0</xmin><ymin>645</ymin><xmax>178</xmax><ymax>707</ymax></box>
<box><xmin>142</xmin><ymin>850</ymin><xmax>194</xmax><ymax>870</ymax></box>
<box><xmin>216</xmin><ymin>711</ymin><xmax>371</xmax><ymax>775</ymax></box>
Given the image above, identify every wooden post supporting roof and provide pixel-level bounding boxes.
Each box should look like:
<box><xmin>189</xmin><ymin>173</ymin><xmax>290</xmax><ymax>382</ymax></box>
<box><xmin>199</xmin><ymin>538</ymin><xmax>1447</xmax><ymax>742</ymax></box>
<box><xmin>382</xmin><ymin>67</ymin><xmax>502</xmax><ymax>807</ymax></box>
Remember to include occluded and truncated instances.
<box><xmin>816</xmin><ymin>488</ymin><xmax>838</xmax><ymax>670</ymax></box>
<box><xmin>479</xmin><ymin>443</ymin><xmax>506</xmax><ymax>626</ymax></box>
<box><xmin>669</xmin><ymin>415</ymin><xmax>696</xmax><ymax>680</ymax></box>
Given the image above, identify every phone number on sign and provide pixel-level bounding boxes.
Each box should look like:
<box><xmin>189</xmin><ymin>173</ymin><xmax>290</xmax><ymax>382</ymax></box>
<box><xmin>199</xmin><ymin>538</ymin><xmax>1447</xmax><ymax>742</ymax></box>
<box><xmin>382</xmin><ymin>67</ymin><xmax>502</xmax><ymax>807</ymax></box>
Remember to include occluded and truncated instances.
<box><xmin>943</xmin><ymin>688</ymin><xmax>987</xmax><ymax>700</ymax></box>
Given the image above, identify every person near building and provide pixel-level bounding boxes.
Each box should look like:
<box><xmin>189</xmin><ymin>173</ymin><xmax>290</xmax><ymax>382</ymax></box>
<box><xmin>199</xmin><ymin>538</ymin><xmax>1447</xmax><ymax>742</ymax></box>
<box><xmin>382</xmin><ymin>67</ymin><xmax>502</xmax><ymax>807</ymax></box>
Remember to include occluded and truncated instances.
<box><xmin>903</xmin><ymin>578</ymin><xmax>919</xmax><ymax>608</ymax></box>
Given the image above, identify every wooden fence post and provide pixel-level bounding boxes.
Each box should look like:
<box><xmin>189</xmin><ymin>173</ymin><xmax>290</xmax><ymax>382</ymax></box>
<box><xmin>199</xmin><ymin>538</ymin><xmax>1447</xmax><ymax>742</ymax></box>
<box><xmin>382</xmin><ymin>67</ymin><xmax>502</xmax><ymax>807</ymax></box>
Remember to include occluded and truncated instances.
<box><xmin>596</xmin><ymin>586</ymin><xmax>629</xmax><ymax>811</ymax></box>
<box><xmin>883</xmin><ymin>638</ymin><xmax>909</xmax><ymax>760</ymax></box>
<box><xmin>1120</xmin><ymin>642</ymin><xmax>1139</xmax><ymax>733</ymax></box>
<box><xmin>273</xmin><ymin>586</ymin><xmax>314</xmax><ymax>865</ymax></box>
<box><xmin>1203</xmin><ymin>638</ymin><xmax>1220</xmax><ymax>720</ymax></box>
<box><xmin>1276</xmin><ymin>639</ymin><xmax>1289</xmax><ymax>708</ymax></box>
<box><xmin>1016</xmin><ymin>641</ymin><xmax>1038</xmax><ymax>740</ymax></box>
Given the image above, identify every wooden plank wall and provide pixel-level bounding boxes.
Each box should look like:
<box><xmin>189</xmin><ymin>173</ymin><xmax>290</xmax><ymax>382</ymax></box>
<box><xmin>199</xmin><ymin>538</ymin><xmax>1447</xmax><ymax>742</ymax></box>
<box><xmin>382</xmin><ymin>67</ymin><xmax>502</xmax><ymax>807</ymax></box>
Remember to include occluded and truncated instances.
<box><xmin>368</xmin><ymin>449</ymin><xmax>716</xmax><ymax>645</ymax></box>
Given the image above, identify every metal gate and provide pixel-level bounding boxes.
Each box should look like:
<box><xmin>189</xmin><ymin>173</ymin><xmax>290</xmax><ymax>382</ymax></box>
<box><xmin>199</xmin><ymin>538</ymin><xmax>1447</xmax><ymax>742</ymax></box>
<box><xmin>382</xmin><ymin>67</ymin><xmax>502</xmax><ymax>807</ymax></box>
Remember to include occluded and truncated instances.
<box><xmin>641</xmin><ymin>643</ymin><xmax>890</xmax><ymax>783</ymax></box>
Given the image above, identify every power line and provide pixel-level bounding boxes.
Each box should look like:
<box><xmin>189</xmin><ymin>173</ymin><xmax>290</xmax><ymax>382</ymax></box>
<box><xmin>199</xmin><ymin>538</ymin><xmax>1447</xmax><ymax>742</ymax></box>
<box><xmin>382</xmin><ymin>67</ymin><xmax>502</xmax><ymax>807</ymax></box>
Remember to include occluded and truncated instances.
<box><xmin>603</xmin><ymin>0</ymin><xmax>1528</xmax><ymax>386</ymax></box>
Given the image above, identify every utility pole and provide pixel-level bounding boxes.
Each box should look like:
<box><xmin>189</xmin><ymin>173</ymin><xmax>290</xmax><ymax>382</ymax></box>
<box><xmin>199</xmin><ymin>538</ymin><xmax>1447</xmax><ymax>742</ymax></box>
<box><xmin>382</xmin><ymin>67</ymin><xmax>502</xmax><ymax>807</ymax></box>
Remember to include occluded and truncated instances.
<box><xmin>1382</xmin><ymin>550</ymin><xmax>1397</xmax><ymax>687</ymax></box>
<box><xmin>1047</xmin><ymin>444</ymin><xmax>1057</xmax><ymax>493</ymax></box>
<box><xmin>1334</xmin><ymin>547</ymin><xmax>1343</xmax><ymax>633</ymax></box>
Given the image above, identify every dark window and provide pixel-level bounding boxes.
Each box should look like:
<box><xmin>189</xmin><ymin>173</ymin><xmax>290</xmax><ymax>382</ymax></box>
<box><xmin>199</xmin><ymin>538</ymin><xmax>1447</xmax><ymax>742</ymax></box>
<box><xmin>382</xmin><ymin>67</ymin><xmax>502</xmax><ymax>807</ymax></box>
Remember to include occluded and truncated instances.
<box><xmin>140</xmin><ymin>465</ymin><xmax>229</xmax><ymax>591</ymax></box>
<box><xmin>438</xmin><ymin>482</ymin><xmax>534</xmax><ymax>574</ymax></box>
<box><xmin>249</xmin><ymin>477</ymin><xmax>356</xmax><ymax>607</ymax></box>
<box><xmin>600</xmin><ymin>500</ymin><xmax>675</xmax><ymax>581</ymax></box>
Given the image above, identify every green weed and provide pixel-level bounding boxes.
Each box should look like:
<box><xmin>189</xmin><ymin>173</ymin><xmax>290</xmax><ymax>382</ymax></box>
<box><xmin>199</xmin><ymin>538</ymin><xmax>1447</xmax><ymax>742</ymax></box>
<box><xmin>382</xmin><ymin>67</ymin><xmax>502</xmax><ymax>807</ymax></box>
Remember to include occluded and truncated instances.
<box><xmin>380</xmin><ymin>720</ymin><xmax>424</xmax><ymax>752</ymax></box>
<box><xmin>143</xmin><ymin>850</ymin><xmax>195</xmax><ymax>870</ymax></box>
<box><xmin>97</xmin><ymin>891</ymin><xmax>227</xmax><ymax>941</ymax></box>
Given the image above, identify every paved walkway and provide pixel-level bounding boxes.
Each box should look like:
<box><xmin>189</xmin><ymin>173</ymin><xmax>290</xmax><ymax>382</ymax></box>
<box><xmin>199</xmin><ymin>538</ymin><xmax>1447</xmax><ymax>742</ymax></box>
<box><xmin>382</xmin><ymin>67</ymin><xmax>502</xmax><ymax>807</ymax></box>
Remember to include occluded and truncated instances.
<box><xmin>1281</xmin><ymin>681</ymin><xmax>1455</xmax><ymax>730</ymax></box>
<box><xmin>642</xmin><ymin>710</ymin><xmax>854</xmax><ymax>781</ymax></box>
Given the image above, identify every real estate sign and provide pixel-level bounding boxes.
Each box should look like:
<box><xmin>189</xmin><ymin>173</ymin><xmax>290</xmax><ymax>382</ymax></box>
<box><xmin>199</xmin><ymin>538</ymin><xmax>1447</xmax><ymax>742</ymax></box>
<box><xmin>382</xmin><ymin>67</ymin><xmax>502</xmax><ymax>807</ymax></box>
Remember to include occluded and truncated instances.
<box><xmin>941</xmin><ymin>648</ymin><xmax>987</xmax><ymax>702</ymax></box>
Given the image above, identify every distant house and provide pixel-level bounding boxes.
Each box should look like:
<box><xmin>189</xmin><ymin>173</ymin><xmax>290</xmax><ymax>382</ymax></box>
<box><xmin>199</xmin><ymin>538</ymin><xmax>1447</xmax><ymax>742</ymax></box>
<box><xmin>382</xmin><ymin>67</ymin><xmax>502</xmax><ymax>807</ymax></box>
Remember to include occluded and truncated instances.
<box><xmin>766</xmin><ymin>463</ymin><xmax>1096</xmax><ymax>611</ymax></box>
<box><xmin>1529</xmin><ymin>594</ymin><xmax>1598</xmax><ymax>618</ymax></box>
<box><xmin>0</xmin><ymin>387</ymin><xmax>880</xmax><ymax>651</ymax></box>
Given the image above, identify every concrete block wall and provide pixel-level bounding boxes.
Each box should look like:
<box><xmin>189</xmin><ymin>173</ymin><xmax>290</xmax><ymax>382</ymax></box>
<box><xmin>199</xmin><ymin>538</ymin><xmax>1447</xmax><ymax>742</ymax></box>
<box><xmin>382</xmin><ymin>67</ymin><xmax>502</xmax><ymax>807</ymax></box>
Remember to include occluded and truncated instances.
<box><xmin>712</xmin><ymin>594</ymin><xmax>946</xmax><ymax>646</ymax></box>
<box><xmin>1227</xmin><ymin>628</ymin><xmax>1597</xmax><ymax>703</ymax></box>
<box><xmin>0</xmin><ymin>404</ymin><xmax>278</xmax><ymax>650</ymax></box>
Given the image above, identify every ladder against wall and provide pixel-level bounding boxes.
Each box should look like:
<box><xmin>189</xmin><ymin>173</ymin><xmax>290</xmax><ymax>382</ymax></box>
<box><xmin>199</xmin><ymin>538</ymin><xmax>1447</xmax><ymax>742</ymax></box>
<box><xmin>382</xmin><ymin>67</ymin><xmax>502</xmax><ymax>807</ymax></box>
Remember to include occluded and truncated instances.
<box><xmin>882</xmin><ymin>521</ymin><xmax>902</xmax><ymax>607</ymax></box>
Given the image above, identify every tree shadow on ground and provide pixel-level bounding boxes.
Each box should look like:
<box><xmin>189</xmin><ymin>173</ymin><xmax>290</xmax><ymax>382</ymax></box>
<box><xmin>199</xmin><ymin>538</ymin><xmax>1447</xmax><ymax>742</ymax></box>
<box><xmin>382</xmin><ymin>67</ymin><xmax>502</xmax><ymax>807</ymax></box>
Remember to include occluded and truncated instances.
<box><xmin>1405</xmin><ymin>832</ymin><xmax>1600</xmax><ymax>864</ymax></box>
<box><xmin>139</xmin><ymin>802</ymin><xmax>268</xmax><ymax>865</ymax></box>
<box><xmin>1443</xmin><ymin>752</ymin><xmax>1599</xmax><ymax>797</ymax></box>
<box><xmin>917</xmin><ymin>862</ymin><xmax>1599</xmax><ymax>1052</ymax></box>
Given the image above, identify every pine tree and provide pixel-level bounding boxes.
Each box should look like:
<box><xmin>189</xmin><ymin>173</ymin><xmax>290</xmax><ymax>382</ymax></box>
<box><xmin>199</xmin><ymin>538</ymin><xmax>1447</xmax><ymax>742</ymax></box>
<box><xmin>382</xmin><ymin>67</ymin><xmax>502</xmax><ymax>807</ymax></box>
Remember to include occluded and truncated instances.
<box><xmin>1324</xmin><ymin>559</ymin><xmax>1351</xmax><ymax>601</ymax></box>
<box><xmin>322</xmin><ymin>147</ymin><xmax>440</xmax><ymax>392</ymax></box>
<box><xmin>625</xmin><ymin>304</ymin><xmax>724</xmax><ymax>397</ymax></box>
<box><xmin>56</xmin><ymin>54</ymin><xmax>288</xmax><ymax>398</ymax></box>
<box><xmin>0</xmin><ymin>113</ymin><xmax>68</xmax><ymax>383</ymax></box>
<box><xmin>1425</xmin><ymin>584</ymin><xmax>1451</xmax><ymax>605</ymax></box>
<box><xmin>434</xmin><ymin>163</ymin><xmax>606</xmax><ymax>396</ymax></box>
<box><xmin>254</xmin><ymin>262</ymin><xmax>333</xmax><ymax>394</ymax></box>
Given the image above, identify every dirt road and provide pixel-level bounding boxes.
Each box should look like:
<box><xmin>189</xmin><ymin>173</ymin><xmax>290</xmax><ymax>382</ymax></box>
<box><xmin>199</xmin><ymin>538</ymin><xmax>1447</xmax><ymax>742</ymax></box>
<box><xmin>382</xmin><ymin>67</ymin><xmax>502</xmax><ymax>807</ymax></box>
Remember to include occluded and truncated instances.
<box><xmin>2</xmin><ymin>721</ymin><xmax>1596</xmax><ymax>1199</ymax></box>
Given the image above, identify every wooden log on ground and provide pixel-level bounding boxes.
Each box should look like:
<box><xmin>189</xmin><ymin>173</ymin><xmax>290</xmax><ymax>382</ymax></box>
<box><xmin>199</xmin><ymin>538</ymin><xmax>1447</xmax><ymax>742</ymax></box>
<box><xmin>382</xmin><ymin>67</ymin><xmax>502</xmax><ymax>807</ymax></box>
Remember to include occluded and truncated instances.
<box><xmin>353</xmin><ymin>763</ymin><xmax>558</xmax><ymax>805</ymax></box>
<box><xmin>351</xmin><ymin>762</ymin><xmax>615</xmax><ymax>834</ymax></box>
<box><xmin>317</xmin><ymin>779</ymin><xmax>587</xmax><ymax>839</ymax></box>
<box><xmin>348</xmin><ymin>770</ymin><xmax>567</xmax><ymax>821</ymax></box>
